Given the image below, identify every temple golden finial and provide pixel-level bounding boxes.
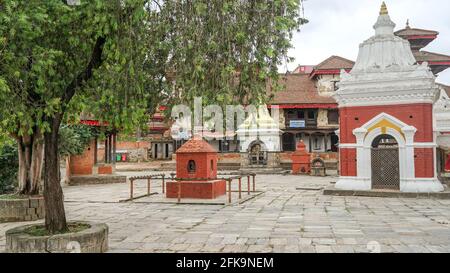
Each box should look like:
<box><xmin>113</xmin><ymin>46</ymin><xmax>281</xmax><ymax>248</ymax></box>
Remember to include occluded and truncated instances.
<box><xmin>380</xmin><ymin>1</ymin><xmax>388</xmax><ymax>15</ymax></box>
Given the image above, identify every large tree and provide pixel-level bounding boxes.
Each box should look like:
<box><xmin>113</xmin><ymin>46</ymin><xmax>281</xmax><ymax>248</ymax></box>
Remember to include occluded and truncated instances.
<box><xmin>0</xmin><ymin>0</ymin><xmax>305</xmax><ymax>233</ymax></box>
<box><xmin>0</xmin><ymin>0</ymin><xmax>151</xmax><ymax>233</ymax></box>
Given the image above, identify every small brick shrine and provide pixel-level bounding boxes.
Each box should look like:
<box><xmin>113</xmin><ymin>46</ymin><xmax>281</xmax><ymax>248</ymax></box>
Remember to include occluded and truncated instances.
<box><xmin>166</xmin><ymin>136</ymin><xmax>226</xmax><ymax>199</ymax></box>
<box><xmin>291</xmin><ymin>140</ymin><xmax>311</xmax><ymax>174</ymax></box>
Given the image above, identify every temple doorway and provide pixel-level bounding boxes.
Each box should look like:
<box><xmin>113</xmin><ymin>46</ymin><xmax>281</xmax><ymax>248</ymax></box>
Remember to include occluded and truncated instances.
<box><xmin>249</xmin><ymin>141</ymin><xmax>267</xmax><ymax>166</ymax></box>
<box><xmin>371</xmin><ymin>134</ymin><xmax>400</xmax><ymax>190</ymax></box>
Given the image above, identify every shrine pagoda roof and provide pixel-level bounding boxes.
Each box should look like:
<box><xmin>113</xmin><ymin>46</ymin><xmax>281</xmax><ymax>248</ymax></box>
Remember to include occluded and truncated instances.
<box><xmin>413</xmin><ymin>50</ymin><xmax>450</xmax><ymax>63</ymax></box>
<box><xmin>269</xmin><ymin>74</ymin><xmax>337</xmax><ymax>106</ymax></box>
<box><xmin>413</xmin><ymin>50</ymin><xmax>450</xmax><ymax>74</ymax></box>
<box><xmin>394</xmin><ymin>22</ymin><xmax>439</xmax><ymax>50</ymax></box>
<box><xmin>395</xmin><ymin>27</ymin><xmax>439</xmax><ymax>38</ymax></box>
<box><xmin>176</xmin><ymin>137</ymin><xmax>217</xmax><ymax>153</ymax></box>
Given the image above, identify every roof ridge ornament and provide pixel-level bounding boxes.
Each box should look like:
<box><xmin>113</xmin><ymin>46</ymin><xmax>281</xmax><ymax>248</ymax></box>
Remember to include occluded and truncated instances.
<box><xmin>406</xmin><ymin>19</ymin><xmax>410</xmax><ymax>29</ymax></box>
<box><xmin>380</xmin><ymin>2</ymin><xmax>388</xmax><ymax>15</ymax></box>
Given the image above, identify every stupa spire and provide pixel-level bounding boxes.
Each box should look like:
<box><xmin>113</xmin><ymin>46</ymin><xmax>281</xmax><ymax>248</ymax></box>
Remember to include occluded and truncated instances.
<box><xmin>379</xmin><ymin>2</ymin><xmax>388</xmax><ymax>15</ymax></box>
<box><xmin>373</xmin><ymin>1</ymin><xmax>395</xmax><ymax>36</ymax></box>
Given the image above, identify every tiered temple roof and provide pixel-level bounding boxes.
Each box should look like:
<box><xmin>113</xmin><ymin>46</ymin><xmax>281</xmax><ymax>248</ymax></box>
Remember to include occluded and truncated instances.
<box><xmin>394</xmin><ymin>23</ymin><xmax>439</xmax><ymax>50</ymax></box>
<box><xmin>395</xmin><ymin>21</ymin><xmax>450</xmax><ymax>74</ymax></box>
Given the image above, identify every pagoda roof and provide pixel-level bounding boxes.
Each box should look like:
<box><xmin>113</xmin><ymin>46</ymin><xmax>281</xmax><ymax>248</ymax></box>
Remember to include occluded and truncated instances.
<box><xmin>413</xmin><ymin>50</ymin><xmax>450</xmax><ymax>74</ymax></box>
<box><xmin>413</xmin><ymin>50</ymin><xmax>450</xmax><ymax>63</ymax></box>
<box><xmin>269</xmin><ymin>74</ymin><xmax>337</xmax><ymax>106</ymax></box>
<box><xmin>395</xmin><ymin>27</ymin><xmax>439</xmax><ymax>38</ymax></box>
<box><xmin>176</xmin><ymin>137</ymin><xmax>217</xmax><ymax>153</ymax></box>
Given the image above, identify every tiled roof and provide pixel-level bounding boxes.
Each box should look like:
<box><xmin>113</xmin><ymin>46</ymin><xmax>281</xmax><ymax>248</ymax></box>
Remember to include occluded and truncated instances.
<box><xmin>269</xmin><ymin>74</ymin><xmax>337</xmax><ymax>105</ymax></box>
<box><xmin>413</xmin><ymin>50</ymin><xmax>450</xmax><ymax>63</ymax></box>
<box><xmin>176</xmin><ymin>137</ymin><xmax>217</xmax><ymax>153</ymax></box>
<box><xmin>395</xmin><ymin>27</ymin><xmax>438</xmax><ymax>37</ymax></box>
<box><xmin>314</xmin><ymin>55</ymin><xmax>355</xmax><ymax>71</ymax></box>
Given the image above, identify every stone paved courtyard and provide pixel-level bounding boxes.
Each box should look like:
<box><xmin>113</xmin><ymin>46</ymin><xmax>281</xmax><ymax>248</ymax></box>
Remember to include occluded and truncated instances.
<box><xmin>1</xmin><ymin>172</ymin><xmax>450</xmax><ymax>253</ymax></box>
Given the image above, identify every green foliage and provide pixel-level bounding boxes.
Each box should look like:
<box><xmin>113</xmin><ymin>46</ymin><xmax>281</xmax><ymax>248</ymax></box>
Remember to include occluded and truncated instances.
<box><xmin>58</xmin><ymin>124</ymin><xmax>98</xmax><ymax>157</ymax></box>
<box><xmin>0</xmin><ymin>129</ymin><xmax>14</xmax><ymax>150</ymax></box>
<box><xmin>159</xmin><ymin>0</ymin><xmax>307</xmax><ymax>107</ymax></box>
<box><xmin>0</xmin><ymin>143</ymin><xmax>18</xmax><ymax>194</ymax></box>
<box><xmin>0</xmin><ymin>0</ymin><xmax>305</xmax><ymax>138</ymax></box>
<box><xmin>0</xmin><ymin>0</ymin><xmax>151</xmax><ymax>138</ymax></box>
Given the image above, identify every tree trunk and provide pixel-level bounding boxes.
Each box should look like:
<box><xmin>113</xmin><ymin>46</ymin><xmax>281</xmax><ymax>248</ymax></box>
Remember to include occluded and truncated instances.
<box><xmin>16</xmin><ymin>132</ymin><xmax>44</xmax><ymax>195</ymax></box>
<box><xmin>43</xmin><ymin>117</ymin><xmax>68</xmax><ymax>233</ymax></box>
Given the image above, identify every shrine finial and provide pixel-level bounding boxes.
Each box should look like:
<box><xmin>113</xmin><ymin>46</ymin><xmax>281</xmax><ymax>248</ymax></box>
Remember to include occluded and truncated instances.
<box><xmin>380</xmin><ymin>2</ymin><xmax>388</xmax><ymax>15</ymax></box>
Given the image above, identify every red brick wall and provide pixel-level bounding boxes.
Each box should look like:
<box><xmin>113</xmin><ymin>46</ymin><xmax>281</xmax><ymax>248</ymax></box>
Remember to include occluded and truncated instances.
<box><xmin>340</xmin><ymin>104</ymin><xmax>434</xmax><ymax>144</ymax></box>
<box><xmin>339</xmin><ymin>148</ymin><xmax>357</xmax><ymax>176</ymax></box>
<box><xmin>68</xmin><ymin>141</ymin><xmax>95</xmax><ymax>175</ymax></box>
<box><xmin>166</xmin><ymin>180</ymin><xmax>226</xmax><ymax>199</ymax></box>
<box><xmin>414</xmin><ymin>148</ymin><xmax>434</xmax><ymax>178</ymax></box>
<box><xmin>218</xmin><ymin>153</ymin><xmax>240</xmax><ymax>163</ymax></box>
<box><xmin>98</xmin><ymin>165</ymin><xmax>113</xmax><ymax>175</ymax></box>
<box><xmin>116</xmin><ymin>141</ymin><xmax>150</xmax><ymax>149</ymax></box>
<box><xmin>176</xmin><ymin>153</ymin><xmax>217</xmax><ymax>179</ymax></box>
<box><xmin>280</xmin><ymin>152</ymin><xmax>338</xmax><ymax>162</ymax></box>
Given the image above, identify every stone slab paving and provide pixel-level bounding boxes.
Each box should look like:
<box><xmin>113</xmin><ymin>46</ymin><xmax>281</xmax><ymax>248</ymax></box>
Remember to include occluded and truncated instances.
<box><xmin>1</xmin><ymin>172</ymin><xmax>450</xmax><ymax>253</ymax></box>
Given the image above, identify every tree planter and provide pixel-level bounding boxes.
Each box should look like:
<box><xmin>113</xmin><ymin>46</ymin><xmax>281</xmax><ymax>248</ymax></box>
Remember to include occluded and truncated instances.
<box><xmin>5</xmin><ymin>221</ymin><xmax>108</xmax><ymax>253</ymax></box>
<box><xmin>0</xmin><ymin>196</ymin><xmax>45</xmax><ymax>223</ymax></box>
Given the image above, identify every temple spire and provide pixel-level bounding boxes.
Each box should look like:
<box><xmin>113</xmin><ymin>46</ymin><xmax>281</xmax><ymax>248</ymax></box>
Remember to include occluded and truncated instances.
<box><xmin>380</xmin><ymin>2</ymin><xmax>388</xmax><ymax>15</ymax></box>
<box><xmin>373</xmin><ymin>1</ymin><xmax>395</xmax><ymax>36</ymax></box>
<box><xmin>406</xmin><ymin>19</ymin><xmax>410</xmax><ymax>28</ymax></box>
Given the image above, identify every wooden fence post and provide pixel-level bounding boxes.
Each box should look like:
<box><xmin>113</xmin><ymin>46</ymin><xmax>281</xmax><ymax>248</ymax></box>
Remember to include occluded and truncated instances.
<box><xmin>238</xmin><ymin>177</ymin><xmax>242</xmax><ymax>199</ymax></box>
<box><xmin>252</xmin><ymin>175</ymin><xmax>256</xmax><ymax>192</ymax></box>
<box><xmin>130</xmin><ymin>178</ymin><xmax>134</xmax><ymax>199</ymax></box>
<box><xmin>228</xmin><ymin>179</ymin><xmax>232</xmax><ymax>203</ymax></box>
<box><xmin>177</xmin><ymin>180</ymin><xmax>181</xmax><ymax>203</ymax></box>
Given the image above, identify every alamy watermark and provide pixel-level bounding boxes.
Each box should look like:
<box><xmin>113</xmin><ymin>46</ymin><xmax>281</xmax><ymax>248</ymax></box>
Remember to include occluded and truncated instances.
<box><xmin>170</xmin><ymin>97</ymin><xmax>280</xmax><ymax>146</ymax></box>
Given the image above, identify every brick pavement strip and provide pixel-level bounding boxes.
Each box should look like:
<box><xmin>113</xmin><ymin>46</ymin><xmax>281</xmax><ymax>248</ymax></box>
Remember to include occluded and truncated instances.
<box><xmin>1</xmin><ymin>172</ymin><xmax>450</xmax><ymax>253</ymax></box>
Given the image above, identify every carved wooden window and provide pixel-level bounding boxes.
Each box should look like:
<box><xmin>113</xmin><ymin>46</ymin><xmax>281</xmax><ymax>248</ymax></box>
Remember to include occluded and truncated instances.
<box><xmin>327</xmin><ymin>110</ymin><xmax>339</xmax><ymax>125</ymax></box>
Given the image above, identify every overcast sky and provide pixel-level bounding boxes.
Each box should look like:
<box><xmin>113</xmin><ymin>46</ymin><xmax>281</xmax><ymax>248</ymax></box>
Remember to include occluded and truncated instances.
<box><xmin>283</xmin><ymin>0</ymin><xmax>450</xmax><ymax>85</ymax></box>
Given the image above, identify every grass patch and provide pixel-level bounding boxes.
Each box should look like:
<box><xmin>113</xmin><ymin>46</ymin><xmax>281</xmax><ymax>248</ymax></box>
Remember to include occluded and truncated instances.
<box><xmin>0</xmin><ymin>194</ymin><xmax>42</xmax><ymax>200</ymax></box>
<box><xmin>24</xmin><ymin>223</ymin><xmax>91</xmax><ymax>237</ymax></box>
<box><xmin>0</xmin><ymin>194</ymin><xmax>25</xmax><ymax>200</ymax></box>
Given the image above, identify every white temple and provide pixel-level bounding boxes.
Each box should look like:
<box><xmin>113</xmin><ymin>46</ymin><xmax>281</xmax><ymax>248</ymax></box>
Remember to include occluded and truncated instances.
<box><xmin>333</xmin><ymin>2</ymin><xmax>444</xmax><ymax>193</ymax></box>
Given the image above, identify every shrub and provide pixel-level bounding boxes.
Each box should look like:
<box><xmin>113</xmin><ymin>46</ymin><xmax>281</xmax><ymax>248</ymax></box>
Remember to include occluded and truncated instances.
<box><xmin>58</xmin><ymin>124</ymin><xmax>98</xmax><ymax>157</ymax></box>
<box><xmin>0</xmin><ymin>143</ymin><xmax>18</xmax><ymax>194</ymax></box>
